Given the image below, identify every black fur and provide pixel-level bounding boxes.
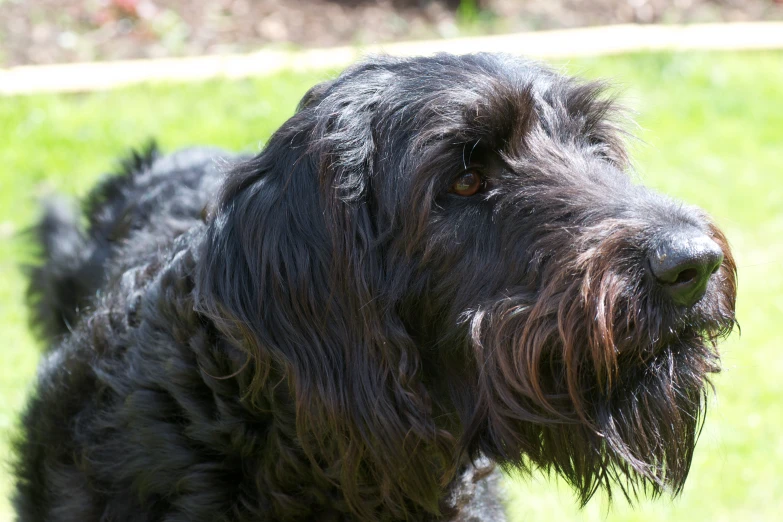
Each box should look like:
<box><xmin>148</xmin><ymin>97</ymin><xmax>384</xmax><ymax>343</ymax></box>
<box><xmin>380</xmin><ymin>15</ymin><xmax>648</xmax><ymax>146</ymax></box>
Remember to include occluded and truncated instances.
<box><xmin>15</xmin><ymin>53</ymin><xmax>736</xmax><ymax>521</ymax></box>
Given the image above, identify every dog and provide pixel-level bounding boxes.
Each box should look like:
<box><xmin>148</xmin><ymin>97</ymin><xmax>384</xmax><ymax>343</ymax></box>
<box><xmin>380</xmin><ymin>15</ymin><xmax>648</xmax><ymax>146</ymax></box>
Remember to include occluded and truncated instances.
<box><xmin>14</xmin><ymin>53</ymin><xmax>737</xmax><ymax>521</ymax></box>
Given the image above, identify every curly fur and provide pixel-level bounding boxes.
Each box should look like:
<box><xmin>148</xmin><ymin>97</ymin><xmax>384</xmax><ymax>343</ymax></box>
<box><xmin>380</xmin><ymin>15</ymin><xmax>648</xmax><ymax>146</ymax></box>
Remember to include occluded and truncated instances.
<box><xmin>15</xmin><ymin>53</ymin><xmax>736</xmax><ymax>521</ymax></box>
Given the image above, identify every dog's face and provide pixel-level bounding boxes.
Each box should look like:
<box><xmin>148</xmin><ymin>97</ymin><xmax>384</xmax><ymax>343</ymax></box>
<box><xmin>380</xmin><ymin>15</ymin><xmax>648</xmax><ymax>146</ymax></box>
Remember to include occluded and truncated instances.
<box><xmin>199</xmin><ymin>54</ymin><xmax>737</xmax><ymax>517</ymax></box>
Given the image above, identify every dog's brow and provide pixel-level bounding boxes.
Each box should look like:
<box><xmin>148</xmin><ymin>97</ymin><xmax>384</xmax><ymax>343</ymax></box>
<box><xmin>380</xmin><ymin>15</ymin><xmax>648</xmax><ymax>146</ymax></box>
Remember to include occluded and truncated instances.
<box><xmin>468</xmin><ymin>139</ymin><xmax>482</xmax><ymax>166</ymax></box>
<box><xmin>461</xmin><ymin>138</ymin><xmax>483</xmax><ymax>171</ymax></box>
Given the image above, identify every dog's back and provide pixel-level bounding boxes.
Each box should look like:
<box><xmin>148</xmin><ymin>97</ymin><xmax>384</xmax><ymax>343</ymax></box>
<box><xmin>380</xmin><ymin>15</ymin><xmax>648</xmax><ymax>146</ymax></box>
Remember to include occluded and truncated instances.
<box><xmin>26</xmin><ymin>144</ymin><xmax>236</xmax><ymax>342</ymax></box>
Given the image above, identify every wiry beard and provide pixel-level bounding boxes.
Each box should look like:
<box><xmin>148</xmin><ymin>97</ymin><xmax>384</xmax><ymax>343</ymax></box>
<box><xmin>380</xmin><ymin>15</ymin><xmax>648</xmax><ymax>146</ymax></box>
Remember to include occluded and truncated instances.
<box><xmin>460</xmin><ymin>219</ymin><xmax>737</xmax><ymax>503</ymax></box>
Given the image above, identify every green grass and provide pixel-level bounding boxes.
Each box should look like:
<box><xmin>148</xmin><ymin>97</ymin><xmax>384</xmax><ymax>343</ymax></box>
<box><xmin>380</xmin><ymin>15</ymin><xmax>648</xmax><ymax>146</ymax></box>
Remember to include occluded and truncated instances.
<box><xmin>1</xmin><ymin>50</ymin><xmax>781</xmax><ymax>521</ymax></box>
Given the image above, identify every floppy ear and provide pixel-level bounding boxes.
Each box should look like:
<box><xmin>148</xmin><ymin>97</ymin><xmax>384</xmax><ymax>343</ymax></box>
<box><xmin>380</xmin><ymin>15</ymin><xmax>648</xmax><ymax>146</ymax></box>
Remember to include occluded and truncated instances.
<box><xmin>195</xmin><ymin>85</ymin><xmax>454</xmax><ymax>518</ymax></box>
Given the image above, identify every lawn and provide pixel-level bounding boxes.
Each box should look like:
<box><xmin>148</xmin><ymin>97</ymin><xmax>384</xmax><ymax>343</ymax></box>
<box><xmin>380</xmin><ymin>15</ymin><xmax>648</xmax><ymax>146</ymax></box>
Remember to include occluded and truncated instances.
<box><xmin>1</xmin><ymin>50</ymin><xmax>781</xmax><ymax>521</ymax></box>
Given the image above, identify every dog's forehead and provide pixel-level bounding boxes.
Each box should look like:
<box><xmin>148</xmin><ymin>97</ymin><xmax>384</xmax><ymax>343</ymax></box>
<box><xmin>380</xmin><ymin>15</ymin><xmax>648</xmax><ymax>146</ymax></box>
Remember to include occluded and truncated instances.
<box><xmin>370</xmin><ymin>54</ymin><xmax>555</xmax><ymax>109</ymax></box>
<box><xmin>324</xmin><ymin>54</ymin><xmax>613</xmax><ymax>146</ymax></box>
<box><xmin>297</xmin><ymin>53</ymin><xmax>628</xmax><ymax>188</ymax></box>
<box><xmin>315</xmin><ymin>54</ymin><xmax>557</xmax><ymax>115</ymax></box>
<box><xmin>369</xmin><ymin>53</ymin><xmax>556</xmax><ymax>90</ymax></box>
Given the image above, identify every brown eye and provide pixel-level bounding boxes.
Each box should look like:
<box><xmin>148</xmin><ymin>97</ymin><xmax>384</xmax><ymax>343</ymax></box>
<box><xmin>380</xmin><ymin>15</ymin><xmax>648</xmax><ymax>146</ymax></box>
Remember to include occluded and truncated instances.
<box><xmin>450</xmin><ymin>171</ymin><xmax>483</xmax><ymax>197</ymax></box>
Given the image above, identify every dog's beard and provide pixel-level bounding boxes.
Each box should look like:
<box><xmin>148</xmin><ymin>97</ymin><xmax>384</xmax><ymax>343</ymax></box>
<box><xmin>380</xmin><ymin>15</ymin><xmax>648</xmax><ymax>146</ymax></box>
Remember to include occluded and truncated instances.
<box><xmin>460</xmin><ymin>221</ymin><xmax>737</xmax><ymax>503</ymax></box>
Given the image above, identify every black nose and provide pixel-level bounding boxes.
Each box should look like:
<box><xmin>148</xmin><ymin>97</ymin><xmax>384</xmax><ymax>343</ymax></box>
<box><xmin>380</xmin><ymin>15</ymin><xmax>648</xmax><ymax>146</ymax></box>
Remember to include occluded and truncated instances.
<box><xmin>648</xmin><ymin>229</ymin><xmax>724</xmax><ymax>307</ymax></box>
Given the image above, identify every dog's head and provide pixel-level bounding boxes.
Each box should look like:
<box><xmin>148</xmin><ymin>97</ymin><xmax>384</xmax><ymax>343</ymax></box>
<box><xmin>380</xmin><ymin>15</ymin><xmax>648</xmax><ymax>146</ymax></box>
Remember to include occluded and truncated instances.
<box><xmin>197</xmin><ymin>54</ymin><xmax>737</xmax><ymax>518</ymax></box>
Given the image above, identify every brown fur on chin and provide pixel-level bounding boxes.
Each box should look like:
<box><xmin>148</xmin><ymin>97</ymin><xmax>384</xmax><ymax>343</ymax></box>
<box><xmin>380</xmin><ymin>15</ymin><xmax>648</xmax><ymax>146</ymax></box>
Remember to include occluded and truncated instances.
<box><xmin>465</xmin><ymin>221</ymin><xmax>735</xmax><ymax>502</ymax></box>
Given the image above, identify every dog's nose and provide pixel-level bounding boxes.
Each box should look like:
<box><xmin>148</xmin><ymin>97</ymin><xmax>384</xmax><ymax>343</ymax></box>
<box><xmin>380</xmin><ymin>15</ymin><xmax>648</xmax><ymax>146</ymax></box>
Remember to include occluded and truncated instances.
<box><xmin>648</xmin><ymin>229</ymin><xmax>724</xmax><ymax>307</ymax></box>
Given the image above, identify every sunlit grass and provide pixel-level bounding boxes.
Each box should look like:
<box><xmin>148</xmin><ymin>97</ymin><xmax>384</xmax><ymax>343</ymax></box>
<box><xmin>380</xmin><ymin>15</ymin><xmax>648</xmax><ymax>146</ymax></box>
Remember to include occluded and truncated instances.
<box><xmin>1</xmin><ymin>50</ymin><xmax>781</xmax><ymax>521</ymax></box>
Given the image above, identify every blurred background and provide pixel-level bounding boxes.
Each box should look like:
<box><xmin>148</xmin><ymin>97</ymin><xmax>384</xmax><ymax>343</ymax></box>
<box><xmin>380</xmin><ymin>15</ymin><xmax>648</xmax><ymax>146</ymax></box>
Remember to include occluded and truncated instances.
<box><xmin>2</xmin><ymin>0</ymin><xmax>782</xmax><ymax>65</ymax></box>
<box><xmin>1</xmin><ymin>1</ymin><xmax>782</xmax><ymax>521</ymax></box>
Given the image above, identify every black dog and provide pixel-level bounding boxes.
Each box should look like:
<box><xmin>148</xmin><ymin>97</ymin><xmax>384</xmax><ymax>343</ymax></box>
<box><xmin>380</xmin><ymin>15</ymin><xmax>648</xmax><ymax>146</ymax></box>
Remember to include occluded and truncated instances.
<box><xmin>14</xmin><ymin>53</ymin><xmax>737</xmax><ymax>521</ymax></box>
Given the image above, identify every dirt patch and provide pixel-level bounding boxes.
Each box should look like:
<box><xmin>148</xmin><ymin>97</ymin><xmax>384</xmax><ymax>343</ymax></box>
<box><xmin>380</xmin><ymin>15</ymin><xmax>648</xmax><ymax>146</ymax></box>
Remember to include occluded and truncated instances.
<box><xmin>2</xmin><ymin>0</ymin><xmax>782</xmax><ymax>67</ymax></box>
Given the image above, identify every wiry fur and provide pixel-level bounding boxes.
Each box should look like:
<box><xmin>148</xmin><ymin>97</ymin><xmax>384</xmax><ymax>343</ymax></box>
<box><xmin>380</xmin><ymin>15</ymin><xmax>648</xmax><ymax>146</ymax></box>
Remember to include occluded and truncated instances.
<box><xmin>14</xmin><ymin>53</ymin><xmax>736</xmax><ymax>521</ymax></box>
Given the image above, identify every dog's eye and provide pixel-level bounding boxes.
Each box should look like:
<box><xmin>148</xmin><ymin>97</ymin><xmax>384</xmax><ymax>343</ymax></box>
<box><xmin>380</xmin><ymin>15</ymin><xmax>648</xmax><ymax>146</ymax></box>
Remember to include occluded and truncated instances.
<box><xmin>450</xmin><ymin>171</ymin><xmax>484</xmax><ymax>197</ymax></box>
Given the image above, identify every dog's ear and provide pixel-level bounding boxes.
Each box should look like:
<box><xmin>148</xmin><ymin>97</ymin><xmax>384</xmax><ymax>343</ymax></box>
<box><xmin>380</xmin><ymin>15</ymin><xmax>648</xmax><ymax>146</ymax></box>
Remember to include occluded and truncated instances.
<box><xmin>196</xmin><ymin>103</ymin><xmax>453</xmax><ymax>518</ymax></box>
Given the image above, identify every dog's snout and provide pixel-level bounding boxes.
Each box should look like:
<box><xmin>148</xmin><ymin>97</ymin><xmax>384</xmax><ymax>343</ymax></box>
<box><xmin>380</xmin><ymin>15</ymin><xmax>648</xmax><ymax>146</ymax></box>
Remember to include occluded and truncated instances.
<box><xmin>648</xmin><ymin>229</ymin><xmax>724</xmax><ymax>307</ymax></box>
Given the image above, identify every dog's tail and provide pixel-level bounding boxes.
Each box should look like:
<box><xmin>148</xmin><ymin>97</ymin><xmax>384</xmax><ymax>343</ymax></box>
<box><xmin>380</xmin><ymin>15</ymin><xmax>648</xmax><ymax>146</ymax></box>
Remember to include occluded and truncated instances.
<box><xmin>25</xmin><ymin>197</ymin><xmax>102</xmax><ymax>343</ymax></box>
<box><xmin>25</xmin><ymin>142</ymin><xmax>161</xmax><ymax>344</ymax></box>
